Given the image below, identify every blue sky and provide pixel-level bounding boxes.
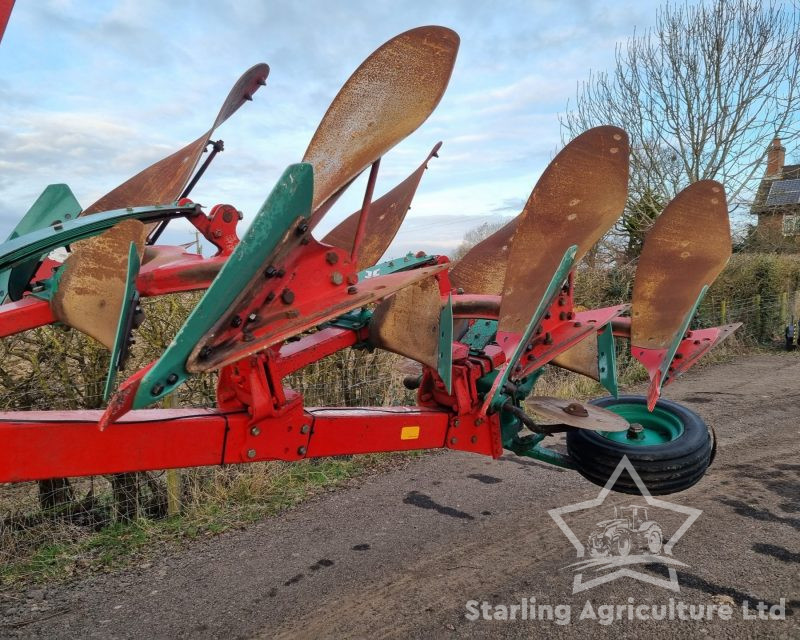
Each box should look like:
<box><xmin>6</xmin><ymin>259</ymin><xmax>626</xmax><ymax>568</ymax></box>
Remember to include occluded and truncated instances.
<box><xmin>0</xmin><ymin>0</ymin><xmax>663</xmax><ymax>258</ymax></box>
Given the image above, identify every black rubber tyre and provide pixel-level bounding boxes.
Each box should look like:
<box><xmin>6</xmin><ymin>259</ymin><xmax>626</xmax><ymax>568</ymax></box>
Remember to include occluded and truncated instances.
<box><xmin>566</xmin><ymin>395</ymin><xmax>713</xmax><ymax>495</ymax></box>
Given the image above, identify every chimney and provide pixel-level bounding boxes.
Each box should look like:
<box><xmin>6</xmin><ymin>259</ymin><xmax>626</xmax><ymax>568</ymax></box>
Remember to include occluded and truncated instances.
<box><xmin>766</xmin><ymin>137</ymin><xmax>785</xmax><ymax>177</ymax></box>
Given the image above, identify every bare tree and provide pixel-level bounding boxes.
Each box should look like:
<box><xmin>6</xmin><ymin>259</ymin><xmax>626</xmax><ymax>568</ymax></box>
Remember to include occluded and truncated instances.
<box><xmin>561</xmin><ymin>0</ymin><xmax>800</xmax><ymax>253</ymax></box>
<box><xmin>452</xmin><ymin>220</ymin><xmax>510</xmax><ymax>260</ymax></box>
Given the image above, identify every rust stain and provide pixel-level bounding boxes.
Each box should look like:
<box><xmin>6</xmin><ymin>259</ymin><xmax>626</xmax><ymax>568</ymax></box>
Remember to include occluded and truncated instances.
<box><xmin>303</xmin><ymin>26</ymin><xmax>458</xmax><ymax>226</ymax></box>
<box><xmin>368</xmin><ymin>276</ymin><xmax>442</xmax><ymax>368</ymax></box>
<box><xmin>497</xmin><ymin>126</ymin><xmax>629</xmax><ymax>335</ymax></box>
<box><xmin>631</xmin><ymin>180</ymin><xmax>731</xmax><ymax>350</ymax></box>
<box><xmin>50</xmin><ymin>219</ymin><xmax>147</xmax><ymax>348</ymax></box>
<box><xmin>527</xmin><ymin>396</ymin><xmax>628</xmax><ymax>432</ymax></box>
<box><xmin>551</xmin><ymin>336</ymin><xmax>599</xmax><ymax>380</ymax></box>
<box><xmin>450</xmin><ymin>127</ymin><xmax>629</xmax><ymax>337</ymax></box>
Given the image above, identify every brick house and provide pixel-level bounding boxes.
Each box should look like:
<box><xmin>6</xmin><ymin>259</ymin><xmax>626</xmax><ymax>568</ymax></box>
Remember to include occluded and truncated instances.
<box><xmin>750</xmin><ymin>138</ymin><xmax>800</xmax><ymax>248</ymax></box>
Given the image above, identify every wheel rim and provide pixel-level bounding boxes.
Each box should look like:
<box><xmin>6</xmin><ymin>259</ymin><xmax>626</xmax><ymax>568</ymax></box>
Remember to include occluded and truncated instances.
<box><xmin>598</xmin><ymin>403</ymin><xmax>685</xmax><ymax>446</ymax></box>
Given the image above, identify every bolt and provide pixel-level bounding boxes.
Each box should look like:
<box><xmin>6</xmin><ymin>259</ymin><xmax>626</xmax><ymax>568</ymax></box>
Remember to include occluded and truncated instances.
<box><xmin>166</xmin><ymin>373</ymin><xmax>178</xmax><ymax>385</ymax></box>
<box><xmin>331</xmin><ymin>271</ymin><xmax>343</xmax><ymax>285</ymax></box>
<box><xmin>198</xmin><ymin>346</ymin><xmax>212</xmax><ymax>360</ymax></box>
<box><xmin>558</xmin><ymin>297</ymin><xmax>565</xmax><ymax>306</ymax></box>
<box><xmin>244</xmin><ymin>92</ymin><xmax>253</xmax><ymax>102</ymax></box>
<box><xmin>53</xmin><ymin>223</ymin><xmax>63</xmax><ymax>231</ymax></box>
<box><xmin>150</xmin><ymin>383</ymin><xmax>164</xmax><ymax>396</ymax></box>
<box><xmin>325</xmin><ymin>251</ymin><xmax>339</xmax><ymax>265</ymax></box>
<box><xmin>471</xmin><ymin>436</ymin><xmax>478</xmax><ymax>444</ymax></box>
<box><xmin>247</xmin><ymin>449</ymin><xmax>257</xmax><ymax>459</ymax></box>
<box><xmin>222</xmin><ymin>209</ymin><xmax>233</xmax><ymax>223</ymax></box>
<box><xmin>626</xmin><ymin>423</ymin><xmax>645</xmax><ymax>440</ymax></box>
<box><xmin>544</xmin><ymin>332</ymin><xmax>553</xmax><ymax>345</ymax></box>
<box><xmin>281</xmin><ymin>288</ymin><xmax>295</xmax><ymax>304</ymax></box>
<box><xmin>213</xmin><ymin>229</ymin><xmax>222</xmax><ymax>238</ymax></box>
<box><xmin>264</xmin><ymin>266</ymin><xmax>277</xmax><ymax>278</ymax></box>
<box><xmin>544</xmin><ymin>312</ymin><xmax>551</xmax><ymax>320</ymax></box>
<box><xmin>559</xmin><ymin>312</ymin><xmax>567</xmax><ymax>321</ymax></box>
<box><xmin>347</xmin><ymin>285</ymin><xmax>358</xmax><ymax>295</ymax></box>
<box><xmin>296</xmin><ymin>222</ymin><xmax>309</xmax><ymax>235</ymax></box>
<box><xmin>453</xmin><ymin>418</ymin><xmax>460</xmax><ymax>427</ymax></box>
<box><xmin>450</xmin><ymin>437</ymin><xmax>458</xmax><ymax>445</ymax></box>
<box><xmin>247</xmin><ymin>312</ymin><xmax>258</xmax><ymax>322</ymax></box>
<box><xmin>276</xmin><ymin>268</ymin><xmax>285</xmax><ymax>278</ymax></box>
<box><xmin>265</xmin><ymin>291</ymin><xmax>276</xmax><ymax>303</ymax></box>
<box><xmin>231</xmin><ymin>315</ymin><xmax>242</xmax><ymax>328</ymax></box>
<box><xmin>525</xmin><ymin>343</ymin><xmax>533</xmax><ymax>351</ymax></box>
<box><xmin>257</xmin><ymin>78</ymin><xmax>267</xmax><ymax>86</ymax></box>
<box><xmin>475</xmin><ymin>418</ymin><xmax>484</xmax><ymax>426</ymax></box>
<box><xmin>250</xmin><ymin>426</ymin><xmax>261</xmax><ymax>436</ymax></box>
<box><xmin>574</xmin><ymin>321</ymin><xmax>582</xmax><ymax>328</ymax></box>
<box><xmin>297</xmin><ymin>446</ymin><xmax>307</xmax><ymax>456</ymax></box>
<box><xmin>300</xmin><ymin>424</ymin><xmax>310</xmax><ymax>434</ymax></box>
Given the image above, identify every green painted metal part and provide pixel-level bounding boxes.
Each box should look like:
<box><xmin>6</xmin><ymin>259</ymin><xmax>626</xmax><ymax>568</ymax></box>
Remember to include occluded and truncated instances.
<box><xmin>597</xmin><ymin>322</ymin><xmax>618</xmax><ymax>397</ymax></box>
<box><xmin>659</xmin><ymin>285</ymin><xmax>708</xmax><ymax>389</ymax></box>
<box><xmin>357</xmin><ymin>252</ymin><xmax>434</xmax><ymax>279</ymax></box>
<box><xmin>437</xmin><ymin>293</ymin><xmax>453</xmax><ymax>394</ymax></box>
<box><xmin>326</xmin><ymin>308</ymin><xmax>373</xmax><ymax>331</ymax></box>
<box><xmin>0</xmin><ymin>202</ymin><xmax>198</xmax><ymax>272</ymax></box>
<box><xmin>599</xmin><ymin>402</ymin><xmax>685</xmax><ymax>446</ymax></box>
<box><xmin>508</xmin><ymin>436</ymin><xmax>576</xmax><ymax>469</ymax></box>
<box><xmin>488</xmin><ymin>245</ymin><xmax>578</xmax><ymax>412</ymax></box>
<box><xmin>462</xmin><ymin>318</ymin><xmax>497</xmax><ymax>352</ymax></box>
<box><xmin>0</xmin><ymin>184</ymin><xmax>82</xmax><ymax>302</ymax></box>
<box><xmin>103</xmin><ymin>243</ymin><xmax>141</xmax><ymax>401</ymax></box>
<box><xmin>131</xmin><ymin>163</ymin><xmax>313</xmax><ymax>409</ymax></box>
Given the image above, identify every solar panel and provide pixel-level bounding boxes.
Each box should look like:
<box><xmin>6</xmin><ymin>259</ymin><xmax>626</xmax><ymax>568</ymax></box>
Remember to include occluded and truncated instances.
<box><xmin>766</xmin><ymin>179</ymin><xmax>800</xmax><ymax>206</ymax></box>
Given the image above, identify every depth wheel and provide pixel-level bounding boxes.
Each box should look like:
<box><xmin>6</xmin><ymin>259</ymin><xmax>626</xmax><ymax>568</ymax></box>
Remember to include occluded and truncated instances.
<box><xmin>566</xmin><ymin>395</ymin><xmax>713</xmax><ymax>495</ymax></box>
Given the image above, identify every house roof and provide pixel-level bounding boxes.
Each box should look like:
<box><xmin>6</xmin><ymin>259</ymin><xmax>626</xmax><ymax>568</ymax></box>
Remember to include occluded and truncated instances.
<box><xmin>751</xmin><ymin>164</ymin><xmax>800</xmax><ymax>214</ymax></box>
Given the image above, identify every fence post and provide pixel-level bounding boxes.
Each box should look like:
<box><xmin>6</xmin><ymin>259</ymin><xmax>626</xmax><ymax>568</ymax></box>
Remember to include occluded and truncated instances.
<box><xmin>720</xmin><ymin>299</ymin><xmax>727</xmax><ymax>324</ymax></box>
<box><xmin>781</xmin><ymin>291</ymin><xmax>788</xmax><ymax>322</ymax></box>
<box><xmin>163</xmin><ymin>393</ymin><xmax>182</xmax><ymax>516</ymax></box>
<box><xmin>754</xmin><ymin>294</ymin><xmax>762</xmax><ymax>341</ymax></box>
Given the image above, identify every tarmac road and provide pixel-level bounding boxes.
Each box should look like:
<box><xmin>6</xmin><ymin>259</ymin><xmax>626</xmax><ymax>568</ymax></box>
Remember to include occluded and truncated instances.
<box><xmin>2</xmin><ymin>352</ymin><xmax>799</xmax><ymax>639</ymax></box>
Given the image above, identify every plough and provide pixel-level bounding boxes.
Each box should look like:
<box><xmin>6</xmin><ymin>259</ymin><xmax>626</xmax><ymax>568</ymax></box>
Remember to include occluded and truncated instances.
<box><xmin>0</xmin><ymin>25</ymin><xmax>739</xmax><ymax>495</ymax></box>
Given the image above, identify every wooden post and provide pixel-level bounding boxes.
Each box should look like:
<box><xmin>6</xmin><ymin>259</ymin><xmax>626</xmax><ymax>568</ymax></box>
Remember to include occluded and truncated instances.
<box><xmin>163</xmin><ymin>393</ymin><xmax>182</xmax><ymax>516</ymax></box>
<box><xmin>720</xmin><ymin>299</ymin><xmax>727</xmax><ymax>324</ymax></box>
<box><xmin>781</xmin><ymin>291</ymin><xmax>788</xmax><ymax>322</ymax></box>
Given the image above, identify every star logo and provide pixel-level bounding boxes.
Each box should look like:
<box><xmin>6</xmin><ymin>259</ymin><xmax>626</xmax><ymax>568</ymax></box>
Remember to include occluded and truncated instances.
<box><xmin>548</xmin><ymin>456</ymin><xmax>702</xmax><ymax>593</ymax></box>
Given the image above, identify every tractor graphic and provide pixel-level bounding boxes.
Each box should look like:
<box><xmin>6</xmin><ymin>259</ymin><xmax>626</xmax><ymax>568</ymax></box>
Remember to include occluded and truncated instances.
<box><xmin>588</xmin><ymin>505</ymin><xmax>663</xmax><ymax>557</ymax></box>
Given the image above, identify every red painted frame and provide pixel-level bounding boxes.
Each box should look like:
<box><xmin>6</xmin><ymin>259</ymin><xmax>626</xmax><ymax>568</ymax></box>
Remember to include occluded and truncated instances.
<box><xmin>0</xmin><ymin>204</ymin><xmax>734</xmax><ymax>483</ymax></box>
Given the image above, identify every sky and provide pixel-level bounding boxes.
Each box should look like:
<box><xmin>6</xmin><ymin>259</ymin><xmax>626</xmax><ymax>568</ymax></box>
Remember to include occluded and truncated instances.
<box><xmin>0</xmin><ymin>0</ymin><xmax>664</xmax><ymax>259</ymax></box>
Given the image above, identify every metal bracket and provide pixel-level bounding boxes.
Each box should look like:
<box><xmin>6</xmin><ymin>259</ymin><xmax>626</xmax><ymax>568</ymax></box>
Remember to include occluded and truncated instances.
<box><xmin>103</xmin><ymin>243</ymin><xmax>142</xmax><ymax>401</ymax></box>
<box><xmin>437</xmin><ymin>293</ymin><xmax>453</xmax><ymax>393</ymax></box>
<box><xmin>0</xmin><ymin>202</ymin><xmax>200</xmax><ymax>273</ymax></box>
<box><xmin>597</xmin><ymin>322</ymin><xmax>618</xmax><ymax>397</ymax></box>
<box><xmin>358</xmin><ymin>252</ymin><xmax>435</xmax><ymax>280</ymax></box>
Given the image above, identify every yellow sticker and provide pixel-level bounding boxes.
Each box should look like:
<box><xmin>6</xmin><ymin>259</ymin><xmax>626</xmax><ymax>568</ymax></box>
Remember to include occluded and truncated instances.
<box><xmin>400</xmin><ymin>426</ymin><xmax>420</xmax><ymax>440</ymax></box>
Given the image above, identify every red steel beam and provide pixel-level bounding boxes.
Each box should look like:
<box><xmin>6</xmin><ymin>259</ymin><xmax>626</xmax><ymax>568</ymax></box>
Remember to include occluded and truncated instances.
<box><xmin>0</xmin><ymin>0</ymin><xmax>14</xmax><ymax>43</ymax></box>
<box><xmin>0</xmin><ymin>405</ymin><xmax>454</xmax><ymax>483</ymax></box>
<box><xmin>305</xmin><ymin>408</ymin><xmax>449</xmax><ymax>457</ymax></box>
